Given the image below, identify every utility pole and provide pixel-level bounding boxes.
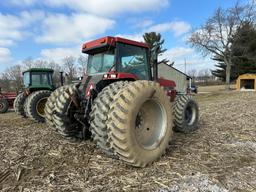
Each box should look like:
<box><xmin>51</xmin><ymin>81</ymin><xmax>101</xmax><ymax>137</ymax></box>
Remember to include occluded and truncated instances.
<box><xmin>184</xmin><ymin>58</ymin><xmax>187</xmax><ymax>74</ymax></box>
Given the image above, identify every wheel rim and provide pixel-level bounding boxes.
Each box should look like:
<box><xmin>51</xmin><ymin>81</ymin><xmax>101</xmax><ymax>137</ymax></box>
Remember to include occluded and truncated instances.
<box><xmin>36</xmin><ymin>97</ymin><xmax>48</xmax><ymax>117</ymax></box>
<box><xmin>134</xmin><ymin>99</ymin><xmax>167</xmax><ymax>150</ymax></box>
<box><xmin>185</xmin><ymin>102</ymin><xmax>196</xmax><ymax>125</ymax></box>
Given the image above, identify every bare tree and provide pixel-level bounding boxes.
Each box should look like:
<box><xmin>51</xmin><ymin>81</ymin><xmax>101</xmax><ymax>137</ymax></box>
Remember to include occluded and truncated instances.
<box><xmin>188</xmin><ymin>2</ymin><xmax>256</xmax><ymax>89</ymax></box>
<box><xmin>47</xmin><ymin>61</ymin><xmax>62</xmax><ymax>86</ymax></box>
<box><xmin>3</xmin><ymin>65</ymin><xmax>23</xmax><ymax>92</ymax></box>
<box><xmin>22</xmin><ymin>57</ymin><xmax>34</xmax><ymax>70</ymax></box>
<box><xmin>188</xmin><ymin>69</ymin><xmax>197</xmax><ymax>79</ymax></box>
<box><xmin>0</xmin><ymin>73</ymin><xmax>11</xmax><ymax>91</ymax></box>
<box><xmin>77</xmin><ymin>55</ymin><xmax>88</xmax><ymax>76</ymax></box>
<box><xmin>62</xmin><ymin>56</ymin><xmax>77</xmax><ymax>83</ymax></box>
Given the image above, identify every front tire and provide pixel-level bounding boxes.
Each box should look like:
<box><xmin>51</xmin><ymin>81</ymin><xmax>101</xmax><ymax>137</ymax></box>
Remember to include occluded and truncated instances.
<box><xmin>107</xmin><ymin>81</ymin><xmax>173</xmax><ymax>167</ymax></box>
<box><xmin>173</xmin><ymin>95</ymin><xmax>199</xmax><ymax>133</ymax></box>
<box><xmin>26</xmin><ymin>90</ymin><xmax>52</xmax><ymax>122</ymax></box>
<box><xmin>0</xmin><ymin>98</ymin><xmax>9</xmax><ymax>113</ymax></box>
<box><xmin>14</xmin><ymin>93</ymin><xmax>27</xmax><ymax>117</ymax></box>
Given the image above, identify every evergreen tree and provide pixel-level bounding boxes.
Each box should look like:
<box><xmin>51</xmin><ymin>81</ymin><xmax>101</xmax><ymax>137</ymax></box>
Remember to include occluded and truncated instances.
<box><xmin>143</xmin><ymin>32</ymin><xmax>169</xmax><ymax>65</ymax></box>
<box><xmin>211</xmin><ymin>56</ymin><xmax>238</xmax><ymax>81</ymax></box>
<box><xmin>232</xmin><ymin>21</ymin><xmax>256</xmax><ymax>73</ymax></box>
<box><xmin>212</xmin><ymin>21</ymin><xmax>256</xmax><ymax>80</ymax></box>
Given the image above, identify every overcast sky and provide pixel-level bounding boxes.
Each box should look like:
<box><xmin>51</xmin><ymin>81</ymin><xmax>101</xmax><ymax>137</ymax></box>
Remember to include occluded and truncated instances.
<box><xmin>0</xmin><ymin>0</ymin><xmax>248</xmax><ymax>73</ymax></box>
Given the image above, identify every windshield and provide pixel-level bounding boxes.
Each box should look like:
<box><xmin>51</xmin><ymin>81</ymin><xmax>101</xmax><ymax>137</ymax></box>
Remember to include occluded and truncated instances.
<box><xmin>31</xmin><ymin>72</ymin><xmax>50</xmax><ymax>86</ymax></box>
<box><xmin>23</xmin><ymin>72</ymin><xmax>30</xmax><ymax>87</ymax></box>
<box><xmin>87</xmin><ymin>50</ymin><xmax>115</xmax><ymax>74</ymax></box>
<box><xmin>118</xmin><ymin>43</ymin><xmax>149</xmax><ymax>80</ymax></box>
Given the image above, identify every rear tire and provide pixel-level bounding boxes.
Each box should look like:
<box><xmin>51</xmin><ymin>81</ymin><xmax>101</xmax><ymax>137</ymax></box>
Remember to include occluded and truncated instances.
<box><xmin>14</xmin><ymin>93</ymin><xmax>27</xmax><ymax>117</ymax></box>
<box><xmin>173</xmin><ymin>95</ymin><xmax>199</xmax><ymax>133</ymax></box>
<box><xmin>0</xmin><ymin>98</ymin><xmax>9</xmax><ymax>113</ymax></box>
<box><xmin>24</xmin><ymin>96</ymin><xmax>30</xmax><ymax>117</ymax></box>
<box><xmin>26</xmin><ymin>90</ymin><xmax>52</xmax><ymax>122</ymax></box>
<box><xmin>53</xmin><ymin>84</ymin><xmax>81</xmax><ymax>137</ymax></box>
<box><xmin>45</xmin><ymin>86</ymin><xmax>68</xmax><ymax>128</ymax></box>
<box><xmin>89</xmin><ymin>81</ymin><xmax>128</xmax><ymax>156</ymax></box>
<box><xmin>107</xmin><ymin>81</ymin><xmax>173</xmax><ymax>167</ymax></box>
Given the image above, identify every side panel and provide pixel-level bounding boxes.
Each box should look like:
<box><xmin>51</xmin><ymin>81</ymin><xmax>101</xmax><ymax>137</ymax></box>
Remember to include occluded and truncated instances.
<box><xmin>158</xmin><ymin>63</ymin><xmax>188</xmax><ymax>93</ymax></box>
<box><xmin>0</xmin><ymin>92</ymin><xmax>17</xmax><ymax>108</ymax></box>
<box><xmin>157</xmin><ymin>78</ymin><xmax>176</xmax><ymax>102</ymax></box>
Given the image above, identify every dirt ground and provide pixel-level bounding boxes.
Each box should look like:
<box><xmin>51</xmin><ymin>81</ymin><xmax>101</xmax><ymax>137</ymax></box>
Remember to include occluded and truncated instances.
<box><xmin>0</xmin><ymin>91</ymin><xmax>256</xmax><ymax>192</ymax></box>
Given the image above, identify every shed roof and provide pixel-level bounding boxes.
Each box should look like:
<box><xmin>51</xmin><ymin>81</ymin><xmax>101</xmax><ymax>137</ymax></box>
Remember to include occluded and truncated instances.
<box><xmin>237</xmin><ymin>73</ymin><xmax>256</xmax><ymax>79</ymax></box>
<box><xmin>159</xmin><ymin>63</ymin><xmax>192</xmax><ymax>79</ymax></box>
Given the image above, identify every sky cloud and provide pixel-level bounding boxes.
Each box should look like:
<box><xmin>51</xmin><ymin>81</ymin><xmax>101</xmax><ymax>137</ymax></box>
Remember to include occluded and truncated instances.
<box><xmin>40</xmin><ymin>46</ymin><xmax>82</xmax><ymax>62</ymax></box>
<box><xmin>0</xmin><ymin>10</ymin><xmax>44</xmax><ymax>47</ymax></box>
<box><xmin>147</xmin><ymin>21</ymin><xmax>191</xmax><ymax>36</ymax></box>
<box><xmin>117</xmin><ymin>20</ymin><xmax>192</xmax><ymax>42</ymax></box>
<box><xmin>43</xmin><ymin>0</ymin><xmax>169</xmax><ymax>16</ymax></box>
<box><xmin>161</xmin><ymin>47</ymin><xmax>194</xmax><ymax>61</ymax></box>
<box><xmin>0</xmin><ymin>13</ymin><xmax>24</xmax><ymax>42</ymax></box>
<box><xmin>133</xmin><ymin>19</ymin><xmax>154</xmax><ymax>29</ymax></box>
<box><xmin>9</xmin><ymin>0</ymin><xmax>37</xmax><ymax>6</ymax></box>
<box><xmin>0</xmin><ymin>47</ymin><xmax>12</xmax><ymax>64</ymax></box>
<box><xmin>159</xmin><ymin>46</ymin><xmax>215</xmax><ymax>72</ymax></box>
<box><xmin>115</xmin><ymin>33</ymin><xmax>144</xmax><ymax>42</ymax></box>
<box><xmin>36</xmin><ymin>13</ymin><xmax>115</xmax><ymax>45</ymax></box>
<box><xmin>7</xmin><ymin>0</ymin><xmax>169</xmax><ymax>17</ymax></box>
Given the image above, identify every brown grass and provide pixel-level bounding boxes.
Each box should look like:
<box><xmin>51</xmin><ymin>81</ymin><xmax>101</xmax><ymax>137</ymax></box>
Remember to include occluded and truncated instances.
<box><xmin>198</xmin><ymin>84</ymin><xmax>236</xmax><ymax>93</ymax></box>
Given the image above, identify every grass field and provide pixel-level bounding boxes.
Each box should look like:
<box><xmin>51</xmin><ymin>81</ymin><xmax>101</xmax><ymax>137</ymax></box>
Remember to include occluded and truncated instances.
<box><xmin>0</xmin><ymin>90</ymin><xmax>255</xmax><ymax>191</ymax></box>
<box><xmin>198</xmin><ymin>84</ymin><xmax>236</xmax><ymax>93</ymax></box>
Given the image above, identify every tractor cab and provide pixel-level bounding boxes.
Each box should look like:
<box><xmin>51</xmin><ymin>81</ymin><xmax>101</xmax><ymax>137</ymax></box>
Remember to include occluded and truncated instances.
<box><xmin>23</xmin><ymin>68</ymin><xmax>55</xmax><ymax>92</ymax></box>
<box><xmin>82</xmin><ymin>36</ymin><xmax>151</xmax><ymax>81</ymax></box>
<box><xmin>82</xmin><ymin>36</ymin><xmax>175</xmax><ymax>100</ymax></box>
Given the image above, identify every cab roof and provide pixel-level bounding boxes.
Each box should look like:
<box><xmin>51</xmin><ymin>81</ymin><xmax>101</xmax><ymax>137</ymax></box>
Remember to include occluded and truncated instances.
<box><xmin>23</xmin><ymin>68</ymin><xmax>54</xmax><ymax>74</ymax></box>
<box><xmin>82</xmin><ymin>36</ymin><xmax>149</xmax><ymax>54</ymax></box>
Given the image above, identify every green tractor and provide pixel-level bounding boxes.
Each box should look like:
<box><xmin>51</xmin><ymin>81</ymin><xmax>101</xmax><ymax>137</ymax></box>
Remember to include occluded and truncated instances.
<box><xmin>14</xmin><ymin>68</ymin><xmax>60</xmax><ymax>122</ymax></box>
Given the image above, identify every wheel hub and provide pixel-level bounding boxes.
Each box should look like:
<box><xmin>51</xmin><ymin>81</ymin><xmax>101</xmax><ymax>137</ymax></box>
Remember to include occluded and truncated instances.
<box><xmin>36</xmin><ymin>97</ymin><xmax>48</xmax><ymax>117</ymax></box>
<box><xmin>134</xmin><ymin>99</ymin><xmax>167</xmax><ymax>150</ymax></box>
<box><xmin>185</xmin><ymin>102</ymin><xmax>196</xmax><ymax>125</ymax></box>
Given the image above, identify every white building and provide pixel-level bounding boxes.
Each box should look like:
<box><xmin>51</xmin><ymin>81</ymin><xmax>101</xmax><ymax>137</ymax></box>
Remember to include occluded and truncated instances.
<box><xmin>158</xmin><ymin>63</ymin><xmax>191</xmax><ymax>93</ymax></box>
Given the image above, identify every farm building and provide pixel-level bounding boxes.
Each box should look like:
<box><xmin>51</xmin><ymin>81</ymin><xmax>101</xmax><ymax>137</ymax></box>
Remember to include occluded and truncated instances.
<box><xmin>158</xmin><ymin>63</ymin><xmax>191</xmax><ymax>93</ymax></box>
<box><xmin>236</xmin><ymin>74</ymin><xmax>256</xmax><ymax>91</ymax></box>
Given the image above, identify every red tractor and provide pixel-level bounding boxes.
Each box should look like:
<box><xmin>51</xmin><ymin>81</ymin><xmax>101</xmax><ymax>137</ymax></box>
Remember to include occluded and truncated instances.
<box><xmin>45</xmin><ymin>36</ymin><xmax>199</xmax><ymax>167</ymax></box>
<box><xmin>0</xmin><ymin>87</ymin><xmax>17</xmax><ymax>113</ymax></box>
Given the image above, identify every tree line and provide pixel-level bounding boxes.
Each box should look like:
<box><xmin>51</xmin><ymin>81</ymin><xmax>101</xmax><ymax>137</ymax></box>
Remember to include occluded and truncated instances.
<box><xmin>0</xmin><ymin>55</ymin><xmax>87</xmax><ymax>92</ymax></box>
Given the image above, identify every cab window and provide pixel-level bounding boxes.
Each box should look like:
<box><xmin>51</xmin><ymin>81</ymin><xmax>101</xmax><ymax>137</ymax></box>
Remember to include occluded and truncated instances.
<box><xmin>118</xmin><ymin>43</ymin><xmax>149</xmax><ymax>80</ymax></box>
